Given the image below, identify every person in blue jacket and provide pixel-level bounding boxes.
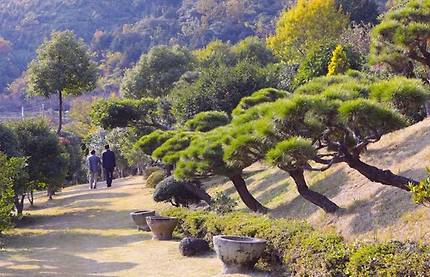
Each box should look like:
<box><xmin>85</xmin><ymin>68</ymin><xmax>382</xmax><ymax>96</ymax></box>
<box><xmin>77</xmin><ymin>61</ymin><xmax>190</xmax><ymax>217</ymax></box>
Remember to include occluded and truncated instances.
<box><xmin>87</xmin><ymin>150</ymin><xmax>101</xmax><ymax>189</ymax></box>
<box><xmin>102</xmin><ymin>145</ymin><xmax>116</xmax><ymax>187</ymax></box>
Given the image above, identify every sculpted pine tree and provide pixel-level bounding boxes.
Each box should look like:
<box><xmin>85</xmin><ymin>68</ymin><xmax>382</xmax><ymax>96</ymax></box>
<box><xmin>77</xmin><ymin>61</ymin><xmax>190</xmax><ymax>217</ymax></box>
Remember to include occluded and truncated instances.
<box><xmin>27</xmin><ymin>31</ymin><xmax>97</xmax><ymax>134</ymax></box>
<box><xmin>174</xmin><ymin>127</ymin><xmax>268</xmax><ymax>213</ymax></box>
<box><xmin>371</xmin><ymin>0</ymin><xmax>430</xmax><ymax>75</ymax></box>
<box><xmin>224</xmin><ymin>74</ymin><xmax>428</xmax><ymax>212</ymax></box>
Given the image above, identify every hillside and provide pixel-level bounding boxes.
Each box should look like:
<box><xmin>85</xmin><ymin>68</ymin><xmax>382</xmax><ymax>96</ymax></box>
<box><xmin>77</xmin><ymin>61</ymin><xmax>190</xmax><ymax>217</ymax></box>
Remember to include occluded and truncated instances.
<box><xmin>0</xmin><ymin>0</ymin><xmax>290</xmax><ymax>94</ymax></box>
<box><xmin>207</xmin><ymin>118</ymin><xmax>430</xmax><ymax>242</ymax></box>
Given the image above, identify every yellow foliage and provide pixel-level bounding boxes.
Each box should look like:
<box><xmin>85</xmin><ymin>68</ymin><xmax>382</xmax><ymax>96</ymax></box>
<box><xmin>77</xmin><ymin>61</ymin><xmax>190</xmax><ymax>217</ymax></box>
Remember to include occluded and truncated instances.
<box><xmin>193</xmin><ymin>40</ymin><xmax>231</xmax><ymax>64</ymax></box>
<box><xmin>267</xmin><ymin>0</ymin><xmax>348</xmax><ymax>64</ymax></box>
<box><xmin>327</xmin><ymin>45</ymin><xmax>350</xmax><ymax>76</ymax></box>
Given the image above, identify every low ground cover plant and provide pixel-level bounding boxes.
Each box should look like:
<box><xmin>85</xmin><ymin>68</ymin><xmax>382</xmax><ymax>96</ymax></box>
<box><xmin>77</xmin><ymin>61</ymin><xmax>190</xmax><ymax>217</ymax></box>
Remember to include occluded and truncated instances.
<box><xmin>162</xmin><ymin>208</ymin><xmax>430</xmax><ymax>276</ymax></box>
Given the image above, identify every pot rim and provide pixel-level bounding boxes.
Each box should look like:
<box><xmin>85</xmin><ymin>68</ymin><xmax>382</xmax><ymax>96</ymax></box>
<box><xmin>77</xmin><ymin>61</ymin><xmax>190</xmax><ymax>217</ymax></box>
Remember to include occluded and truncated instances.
<box><xmin>146</xmin><ymin>215</ymin><xmax>178</xmax><ymax>221</ymax></box>
<box><xmin>130</xmin><ymin>210</ymin><xmax>155</xmax><ymax>215</ymax></box>
<box><xmin>213</xmin><ymin>235</ymin><xmax>266</xmax><ymax>244</ymax></box>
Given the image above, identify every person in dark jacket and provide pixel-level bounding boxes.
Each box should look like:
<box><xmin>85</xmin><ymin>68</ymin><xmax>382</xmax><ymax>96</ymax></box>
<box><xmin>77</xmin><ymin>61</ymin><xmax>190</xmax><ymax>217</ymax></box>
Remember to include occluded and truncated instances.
<box><xmin>102</xmin><ymin>144</ymin><xmax>116</xmax><ymax>187</ymax></box>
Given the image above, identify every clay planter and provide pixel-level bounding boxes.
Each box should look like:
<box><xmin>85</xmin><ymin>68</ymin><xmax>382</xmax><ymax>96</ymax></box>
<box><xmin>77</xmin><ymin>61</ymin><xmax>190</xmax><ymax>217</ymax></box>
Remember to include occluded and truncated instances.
<box><xmin>130</xmin><ymin>210</ymin><xmax>155</xmax><ymax>231</ymax></box>
<box><xmin>145</xmin><ymin>216</ymin><xmax>178</xmax><ymax>240</ymax></box>
<box><xmin>213</xmin><ymin>235</ymin><xmax>267</xmax><ymax>274</ymax></box>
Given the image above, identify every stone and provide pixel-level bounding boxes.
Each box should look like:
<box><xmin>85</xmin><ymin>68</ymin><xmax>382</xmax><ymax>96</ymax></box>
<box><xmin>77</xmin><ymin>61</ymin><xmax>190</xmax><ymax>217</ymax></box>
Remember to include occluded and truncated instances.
<box><xmin>179</xmin><ymin>237</ymin><xmax>210</xmax><ymax>257</ymax></box>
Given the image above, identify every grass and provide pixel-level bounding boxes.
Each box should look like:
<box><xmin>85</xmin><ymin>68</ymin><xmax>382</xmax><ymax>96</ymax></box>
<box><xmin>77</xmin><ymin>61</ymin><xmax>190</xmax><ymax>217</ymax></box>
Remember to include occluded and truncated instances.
<box><xmin>204</xmin><ymin>119</ymin><xmax>430</xmax><ymax>242</ymax></box>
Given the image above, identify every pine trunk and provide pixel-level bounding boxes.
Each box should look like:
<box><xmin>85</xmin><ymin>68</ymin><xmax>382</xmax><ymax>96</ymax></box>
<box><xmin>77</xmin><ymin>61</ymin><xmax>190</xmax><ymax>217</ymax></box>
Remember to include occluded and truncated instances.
<box><xmin>229</xmin><ymin>174</ymin><xmax>268</xmax><ymax>214</ymax></box>
<box><xmin>342</xmin><ymin>150</ymin><xmax>418</xmax><ymax>191</ymax></box>
<box><xmin>57</xmin><ymin>90</ymin><xmax>63</xmax><ymax>135</ymax></box>
<box><xmin>288</xmin><ymin>169</ymin><xmax>339</xmax><ymax>213</ymax></box>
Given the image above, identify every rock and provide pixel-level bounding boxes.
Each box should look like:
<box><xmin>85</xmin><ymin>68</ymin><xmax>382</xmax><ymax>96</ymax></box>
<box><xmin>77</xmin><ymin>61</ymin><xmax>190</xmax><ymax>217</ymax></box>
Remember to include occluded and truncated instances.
<box><xmin>179</xmin><ymin>237</ymin><xmax>210</xmax><ymax>257</ymax></box>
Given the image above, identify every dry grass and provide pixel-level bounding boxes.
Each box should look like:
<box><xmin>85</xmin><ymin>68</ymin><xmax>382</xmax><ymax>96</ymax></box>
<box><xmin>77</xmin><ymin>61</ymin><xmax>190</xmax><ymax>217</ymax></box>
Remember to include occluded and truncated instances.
<box><xmin>206</xmin><ymin>119</ymin><xmax>430</xmax><ymax>243</ymax></box>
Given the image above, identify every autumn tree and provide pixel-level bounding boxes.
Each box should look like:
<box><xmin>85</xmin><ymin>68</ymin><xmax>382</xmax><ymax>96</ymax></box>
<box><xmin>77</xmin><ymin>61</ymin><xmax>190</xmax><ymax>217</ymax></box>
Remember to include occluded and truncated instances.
<box><xmin>267</xmin><ymin>0</ymin><xmax>349</xmax><ymax>64</ymax></box>
<box><xmin>27</xmin><ymin>31</ymin><xmax>97</xmax><ymax>135</ymax></box>
<box><xmin>327</xmin><ymin>45</ymin><xmax>350</xmax><ymax>76</ymax></box>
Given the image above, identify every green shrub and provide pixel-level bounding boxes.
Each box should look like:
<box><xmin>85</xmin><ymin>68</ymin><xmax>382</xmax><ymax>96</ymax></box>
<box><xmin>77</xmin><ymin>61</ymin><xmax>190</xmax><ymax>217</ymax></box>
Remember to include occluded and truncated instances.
<box><xmin>294</xmin><ymin>75</ymin><xmax>355</xmax><ymax>96</ymax></box>
<box><xmin>369</xmin><ymin>77</ymin><xmax>429</xmax><ymax>122</ymax></box>
<box><xmin>143</xmin><ymin>167</ymin><xmax>163</xmax><ymax>179</ymax></box>
<box><xmin>232</xmin><ymin>88</ymin><xmax>290</xmax><ymax>117</ymax></box>
<box><xmin>409</xmin><ymin>169</ymin><xmax>430</xmax><ymax>206</ymax></box>
<box><xmin>294</xmin><ymin>44</ymin><xmax>337</xmax><ymax>87</ymax></box>
<box><xmin>162</xmin><ymin>208</ymin><xmax>430</xmax><ymax>276</ymax></box>
<box><xmin>145</xmin><ymin>169</ymin><xmax>167</xmax><ymax>188</ymax></box>
<box><xmin>347</xmin><ymin>241</ymin><xmax>430</xmax><ymax>276</ymax></box>
<box><xmin>0</xmin><ymin>153</ymin><xmax>17</xmax><ymax>233</ymax></box>
<box><xmin>0</xmin><ymin>124</ymin><xmax>20</xmax><ymax>157</ymax></box>
<box><xmin>184</xmin><ymin>111</ymin><xmax>230</xmax><ymax>132</ymax></box>
<box><xmin>284</xmin><ymin>231</ymin><xmax>350</xmax><ymax>276</ymax></box>
<box><xmin>209</xmin><ymin>192</ymin><xmax>237</xmax><ymax>215</ymax></box>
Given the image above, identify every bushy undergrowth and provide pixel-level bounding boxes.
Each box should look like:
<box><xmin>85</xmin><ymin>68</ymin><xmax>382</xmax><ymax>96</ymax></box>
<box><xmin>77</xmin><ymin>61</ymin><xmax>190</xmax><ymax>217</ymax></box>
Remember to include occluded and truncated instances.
<box><xmin>208</xmin><ymin>192</ymin><xmax>237</xmax><ymax>215</ymax></box>
<box><xmin>145</xmin><ymin>169</ymin><xmax>167</xmax><ymax>189</ymax></box>
<box><xmin>409</xmin><ymin>169</ymin><xmax>430</xmax><ymax>206</ymax></box>
<box><xmin>162</xmin><ymin>208</ymin><xmax>430</xmax><ymax>276</ymax></box>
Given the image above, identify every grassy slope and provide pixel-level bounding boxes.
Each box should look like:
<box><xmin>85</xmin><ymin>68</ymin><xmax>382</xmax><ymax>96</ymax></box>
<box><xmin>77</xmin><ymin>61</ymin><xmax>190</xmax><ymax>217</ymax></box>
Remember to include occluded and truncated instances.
<box><xmin>206</xmin><ymin>118</ymin><xmax>430</xmax><ymax>243</ymax></box>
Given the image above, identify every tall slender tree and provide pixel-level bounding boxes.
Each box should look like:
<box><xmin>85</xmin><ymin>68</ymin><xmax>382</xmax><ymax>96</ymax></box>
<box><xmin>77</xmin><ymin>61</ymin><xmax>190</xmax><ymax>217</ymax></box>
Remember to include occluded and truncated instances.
<box><xmin>27</xmin><ymin>30</ymin><xmax>97</xmax><ymax>134</ymax></box>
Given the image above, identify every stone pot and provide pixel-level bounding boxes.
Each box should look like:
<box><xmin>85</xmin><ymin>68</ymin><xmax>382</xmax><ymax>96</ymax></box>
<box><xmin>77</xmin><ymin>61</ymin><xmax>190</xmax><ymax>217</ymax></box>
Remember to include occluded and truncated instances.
<box><xmin>130</xmin><ymin>210</ymin><xmax>155</xmax><ymax>231</ymax></box>
<box><xmin>145</xmin><ymin>216</ymin><xmax>178</xmax><ymax>240</ymax></box>
<box><xmin>213</xmin><ymin>235</ymin><xmax>267</xmax><ymax>274</ymax></box>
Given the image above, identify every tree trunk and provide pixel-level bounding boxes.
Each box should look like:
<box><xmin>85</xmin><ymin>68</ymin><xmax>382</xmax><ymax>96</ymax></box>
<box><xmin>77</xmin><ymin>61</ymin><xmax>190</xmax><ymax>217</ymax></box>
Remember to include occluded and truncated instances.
<box><xmin>342</xmin><ymin>150</ymin><xmax>418</xmax><ymax>191</ymax></box>
<box><xmin>182</xmin><ymin>182</ymin><xmax>212</xmax><ymax>205</ymax></box>
<box><xmin>57</xmin><ymin>90</ymin><xmax>63</xmax><ymax>135</ymax></box>
<box><xmin>27</xmin><ymin>190</ymin><xmax>34</xmax><ymax>206</ymax></box>
<box><xmin>229</xmin><ymin>174</ymin><xmax>268</xmax><ymax>214</ymax></box>
<box><xmin>13</xmin><ymin>194</ymin><xmax>25</xmax><ymax>216</ymax></box>
<box><xmin>288</xmin><ymin>169</ymin><xmax>339</xmax><ymax>213</ymax></box>
<box><xmin>47</xmin><ymin>185</ymin><xmax>55</xmax><ymax>200</ymax></box>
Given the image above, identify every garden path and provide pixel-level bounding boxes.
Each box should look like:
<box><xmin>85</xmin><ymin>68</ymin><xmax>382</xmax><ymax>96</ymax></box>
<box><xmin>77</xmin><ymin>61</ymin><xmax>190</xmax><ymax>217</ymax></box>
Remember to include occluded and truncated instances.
<box><xmin>0</xmin><ymin>177</ymin><xmax>266</xmax><ymax>277</ymax></box>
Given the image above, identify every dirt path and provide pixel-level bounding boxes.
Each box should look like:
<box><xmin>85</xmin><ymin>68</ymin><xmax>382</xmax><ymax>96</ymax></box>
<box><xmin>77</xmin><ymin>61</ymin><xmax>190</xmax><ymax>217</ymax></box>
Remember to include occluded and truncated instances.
<box><xmin>0</xmin><ymin>177</ymin><xmax>266</xmax><ymax>277</ymax></box>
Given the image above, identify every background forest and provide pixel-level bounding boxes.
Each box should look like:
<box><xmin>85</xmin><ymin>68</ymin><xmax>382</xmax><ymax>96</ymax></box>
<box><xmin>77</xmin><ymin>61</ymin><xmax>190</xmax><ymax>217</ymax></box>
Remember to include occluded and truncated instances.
<box><xmin>0</xmin><ymin>0</ymin><xmax>389</xmax><ymax>112</ymax></box>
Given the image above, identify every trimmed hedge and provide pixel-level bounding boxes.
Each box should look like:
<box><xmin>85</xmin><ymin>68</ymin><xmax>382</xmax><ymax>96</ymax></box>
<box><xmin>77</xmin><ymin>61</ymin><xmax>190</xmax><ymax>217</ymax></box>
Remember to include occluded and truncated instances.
<box><xmin>162</xmin><ymin>208</ymin><xmax>430</xmax><ymax>276</ymax></box>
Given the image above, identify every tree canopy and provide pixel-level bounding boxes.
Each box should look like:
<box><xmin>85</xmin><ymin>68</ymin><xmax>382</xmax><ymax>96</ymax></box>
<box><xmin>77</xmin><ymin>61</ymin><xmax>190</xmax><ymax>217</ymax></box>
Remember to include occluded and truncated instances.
<box><xmin>371</xmin><ymin>0</ymin><xmax>430</xmax><ymax>75</ymax></box>
<box><xmin>267</xmin><ymin>0</ymin><xmax>349</xmax><ymax>63</ymax></box>
<box><xmin>120</xmin><ymin>45</ymin><xmax>193</xmax><ymax>99</ymax></box>
<box><xmin>27</xmin><ymin>30</ymin><xmax>97</xmax><ymax>134</ymax></box>
<box><xmin>90</xmin><ymin>98</ymin><xmax>163</xmax><ymax>131</ymax></box>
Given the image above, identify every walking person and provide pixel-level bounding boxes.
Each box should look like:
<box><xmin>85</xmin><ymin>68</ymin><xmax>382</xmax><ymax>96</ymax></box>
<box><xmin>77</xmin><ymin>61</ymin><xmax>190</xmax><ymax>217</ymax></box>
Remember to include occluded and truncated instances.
<box><xmin>102</xmin><ymin>145</ymin><xmax>116</xmax><ymax>188</ymax></box>
<box><xmin>87</xmin><ymin>150</ymin><xmax>101</xmax><ymax>189</ymax></box>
